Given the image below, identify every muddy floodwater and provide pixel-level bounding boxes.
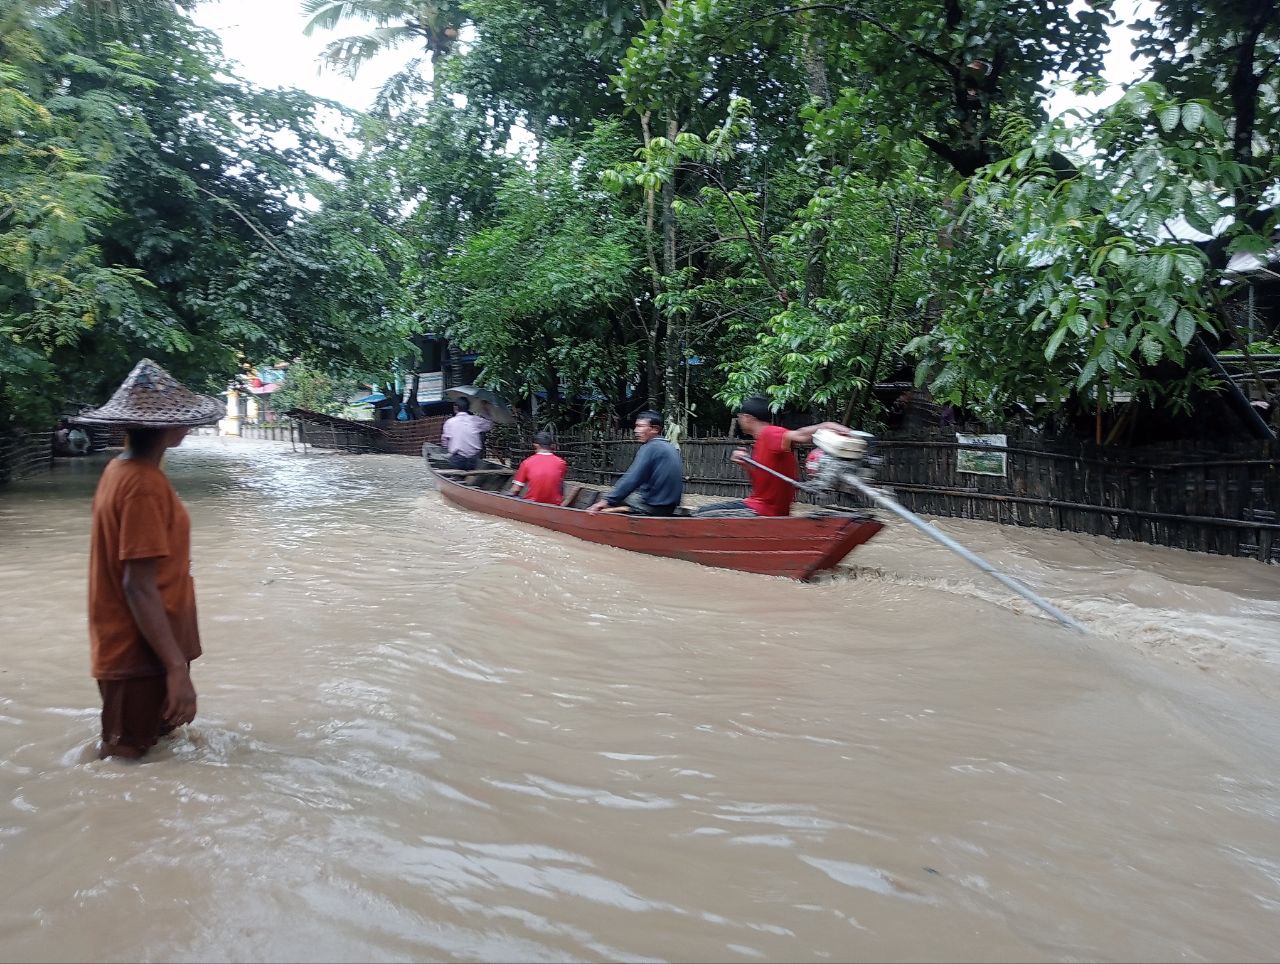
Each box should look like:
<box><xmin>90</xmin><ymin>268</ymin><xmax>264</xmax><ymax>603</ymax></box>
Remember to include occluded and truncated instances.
<box><xmin>3</xmin><ymin>436</ymin><xmax>1280</xmax><ymax>962</ymax></box>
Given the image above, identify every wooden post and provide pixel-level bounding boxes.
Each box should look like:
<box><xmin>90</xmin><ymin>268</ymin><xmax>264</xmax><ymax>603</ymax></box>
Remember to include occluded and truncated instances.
<box><xmin>223</xmin><ymin>388</ymin><xmax>241</xmax><ymax>436</ymax></box>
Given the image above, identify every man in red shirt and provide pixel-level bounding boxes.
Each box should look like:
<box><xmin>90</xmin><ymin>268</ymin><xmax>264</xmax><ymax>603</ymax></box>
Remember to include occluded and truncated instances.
<box><xmin>508</xmin><ymin>432</ymin><xmax>568</xmax><ymax>504</ymax></box>
<box><xmin>696</xmin><ymin>396</ymin><xmax>854</xmax><ymax>517</ymax></box>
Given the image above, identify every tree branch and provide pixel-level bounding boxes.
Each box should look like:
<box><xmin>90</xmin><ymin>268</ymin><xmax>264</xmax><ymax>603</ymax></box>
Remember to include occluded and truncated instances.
<box><xmin>917</xmin><ymin>132</ymin><xmax>976</xmax><ymax>174</ymax></box>
<box><xmin>683</xmin><ymin>162</ymin><xmax>782</xmax><ymax>292</ymax></box>
<box><xmin>944</xmin><ymin>0</ymin><xmax>963</xmax><ymax>30</ymax></box>
<box><xmin>750</xmin><ymin>4</ymin><xmax>962</xmax><ymax>80</ymax></box>
<box><xmin>191</xmin><ymin>183</ymin><xmax>289</xmax><ymax>259</ymax></box>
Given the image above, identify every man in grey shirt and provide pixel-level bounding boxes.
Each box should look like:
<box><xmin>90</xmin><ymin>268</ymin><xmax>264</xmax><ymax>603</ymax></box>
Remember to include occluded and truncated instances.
<box><xmin>587</xmin><ymin>411</ymin><xmax>684</xmax><ymax>516</ymax></box>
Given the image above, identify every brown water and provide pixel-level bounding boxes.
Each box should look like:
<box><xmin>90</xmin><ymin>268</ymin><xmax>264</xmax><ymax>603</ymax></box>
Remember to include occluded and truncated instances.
<box><xmin>3</xmin><ymin>436</ymin><xmax>1280</xmax><ymax>963</ymax></box>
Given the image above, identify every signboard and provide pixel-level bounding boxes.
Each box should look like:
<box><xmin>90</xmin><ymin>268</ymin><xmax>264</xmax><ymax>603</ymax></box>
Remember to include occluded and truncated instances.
<box><xmin>416</xmin><ymin>372</ymin><xmax>443</xmax><ymax>403</ymax></box>
<box><xmin>956</xmin><ymin>433</ymin><xmax>1007</xmax><ymax>477</ymax></box>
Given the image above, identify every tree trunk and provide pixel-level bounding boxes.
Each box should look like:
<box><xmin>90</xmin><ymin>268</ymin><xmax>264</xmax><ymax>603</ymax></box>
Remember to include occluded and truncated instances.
<box><xmin>404</xmin><ymin>370</ymin><xmax>423</xmax><ymax>419</ymax></box>
<box><xmin>639</xmin><ymin>111</ymin><xmax>665</xmax><ymax>415</ymax></box>
<box><xmin>1196</xmin><ymin>2</ymin><xmax>1276</xmax><ymax>439</ymax></box>
<box><xmin>645</xmin><ymin>323</ymin><xmax>659</xmax><ymax>409</ymax></box>
<box><xmin>661</xmin><ymin>116</ymin><xmax>681</xmax><ymax>432</ymax></box>
<box><xmin>800</xmin><ymin>14</ymin><xmax>832</xmax><ymax>109</ymax></box>
<box><xmin>856</xmin><ymin>207</ymin><xmax>904</xmax><ymax>421</ymax></box>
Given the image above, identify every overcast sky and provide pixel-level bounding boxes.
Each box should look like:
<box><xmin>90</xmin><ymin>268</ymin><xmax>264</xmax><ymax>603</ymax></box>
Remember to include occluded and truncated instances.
<box><xmin>194</xmin><ymin>0</ymin><xmax>414</xmax><ymax>110</ymax></box>
<box><xmin>195</xmin><ymin>0</ymin><xmax>1150</xmax><ymax>117</ymax></box>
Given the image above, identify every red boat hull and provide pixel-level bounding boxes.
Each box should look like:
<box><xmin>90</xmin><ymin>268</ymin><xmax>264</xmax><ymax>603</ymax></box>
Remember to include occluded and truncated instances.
<box><xmin>431</xmin><ymin>469</ymin><xmax>883</xmax><ymax>580</ymax></box>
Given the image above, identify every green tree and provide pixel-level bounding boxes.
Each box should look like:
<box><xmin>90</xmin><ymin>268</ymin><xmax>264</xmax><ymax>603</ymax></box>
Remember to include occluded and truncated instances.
<box><xmin>0</xmin><ymin>1</ymin><xmax>412</xmax><ymax>428</ymax></box>
<box><xmin>302</xmin><ymin>0</ymin><xmax>465</xmax><ymax>100</ymax></box>
<box><xmin>446</xmin><ymin>122</ymin><xmax>646</xmax><ymax>423</ymax></box>
<box><xmin>722</xmin><ymin>167</ymin><xmax>940</xmax><ymax>425</ymax></box>
<box><xmin>270</xmin><ymin>360</ymin><xmax>356</xmax><ymax>416</ymax></box>
<box><xmin>617</xmin><ymin>0</ymin><xmax>1116</xmax><ymax>178</ymax></box>
<box><xmin>911</xmin><ymin>84</ymin><xmax>1271</xmax><ymax>423</ymax></box>
<box><xmin>456</xmin><ymin>0</ymin><xmax>645</xmax><ymax>140</ymax></box>
<box><xmin>1133</xmin><ymin>0</ymin><xmax>1279</xmax><ymax>271</ymax></box>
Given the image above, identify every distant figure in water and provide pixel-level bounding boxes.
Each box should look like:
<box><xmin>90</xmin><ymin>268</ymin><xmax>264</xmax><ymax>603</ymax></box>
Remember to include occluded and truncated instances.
<box><xmin>440</xmin><ymin>397</ymin><xmax>493</xmax><ymax>471</ymax></box>
<box><xmin>76</xmin><ymin>360</ymin><xmax>222</xmax><ymax>759</ymax></box>
<box><xmin>53</xmin><ymin>418</ymin><xmax>90</xmax><ymax>456</ymax></box>
<box><xmin>508</xmin><ymin>431</ymin><xmax>568</xmax><ymax>505</ymax></box>
<box><xmin>696</xmin><ymin>396</ymin><xmax>855</xmax><ymax>517</ymax></box>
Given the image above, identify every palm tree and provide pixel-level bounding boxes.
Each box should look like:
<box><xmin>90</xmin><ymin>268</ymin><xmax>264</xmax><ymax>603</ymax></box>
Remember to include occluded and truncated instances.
<box><xmin>301</xmin><ymin>0</ymin><xmax>463</xmax><ymax>98</ymax></box>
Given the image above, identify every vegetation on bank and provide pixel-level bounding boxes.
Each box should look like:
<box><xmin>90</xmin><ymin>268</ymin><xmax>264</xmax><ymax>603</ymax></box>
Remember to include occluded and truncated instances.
<box><xmin>1</xmin><ymin>0</ymin><xmax>1277</xmax><ymax>437</ymax></box>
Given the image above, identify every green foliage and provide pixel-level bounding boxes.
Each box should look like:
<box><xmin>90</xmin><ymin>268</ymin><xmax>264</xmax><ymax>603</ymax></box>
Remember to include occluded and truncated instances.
<box><xmin>457</xmin><ymin>0</ymin><xmax>642</xmax><ymax>138</ymax></box>
<box><xmin>617</xmin><ymin>0</ymin><xmax>1116</xmax><ymax>175</ymax></box>
<box><xmin>445</xmin><ymin>122</ymin><xmax>645</xmax><ymax>416</ymax></box>
<box><xmin>269</xmin><ymin>360</ymin><xmax>355</xmax><ymax>416</ymax></box>
<box><xmin>302</xmin><ymin>0</ymin><xmax>465</xmax><ymax>94</ymax></box>
<box><xmin>5</xmin><ymin>0</ymin><xmax>1269</xmax><ymax>441</ymax></box>
<box><xmin>0</xmin><ymin>1</ymin><xmax>412</xmax><ymax>430</ymax></box>
<box><xmin>910</xmin><ymin>83</ymin><xmax>1271</xmax><ymax>418</ymax></box>
<box><xmin>722</xmin><ymin>169</ymin><xmax>940</xmax><ymax>423</ymax></box>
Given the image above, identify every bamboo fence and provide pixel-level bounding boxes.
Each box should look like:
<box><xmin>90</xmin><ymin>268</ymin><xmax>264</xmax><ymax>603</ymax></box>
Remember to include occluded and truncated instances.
<box><xmin>494</xmin><ymin>427</ymin><xmax>1280</xmax><ymax>564</ymax></box>
<box><xmin>198</xmin><ymin>412</ymin><xmax>1280</xmax><ymax>564</ymax></box>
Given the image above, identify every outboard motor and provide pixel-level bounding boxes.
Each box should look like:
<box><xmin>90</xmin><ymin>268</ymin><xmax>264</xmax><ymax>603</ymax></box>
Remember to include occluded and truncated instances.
<box><xmin>807</xmin><ymin>428</ymin><xmax>880</xmax><ymax>499</ymax></box>
<box><xmin>805</xmin><ymin>430</ymin><xmax>1086</xmax><ymax>632</ymax></box>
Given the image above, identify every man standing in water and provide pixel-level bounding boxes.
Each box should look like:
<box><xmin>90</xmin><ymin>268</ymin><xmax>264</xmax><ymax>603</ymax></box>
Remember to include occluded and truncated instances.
<box><xmin>76</xmin><ymin>360</ymin><xmax>223</xmax><ymax>759</ymax></box>
<box><xmin>696</xmin><ymin>396</ymin><xmax>854</xmax><ymax>517</ymax></box>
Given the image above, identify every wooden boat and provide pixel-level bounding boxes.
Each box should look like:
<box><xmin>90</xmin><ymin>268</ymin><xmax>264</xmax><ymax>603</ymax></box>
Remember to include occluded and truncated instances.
<box><xmin>426</xmin><ymin>459</ymin><xmax>884</xmax><ymax>581</ymax></box>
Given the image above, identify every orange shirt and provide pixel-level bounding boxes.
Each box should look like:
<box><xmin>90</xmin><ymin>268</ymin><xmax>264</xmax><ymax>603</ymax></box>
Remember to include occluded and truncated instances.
<box><xmin>88</xmin><ymin>458</ymin><xmax>201</xmax><ymax>680</ymax></box>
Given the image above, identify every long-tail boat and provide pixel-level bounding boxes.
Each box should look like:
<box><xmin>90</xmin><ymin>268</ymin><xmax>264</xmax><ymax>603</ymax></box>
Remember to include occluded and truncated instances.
<box><xmin>424</xmin><ymin>454</ymin><xmax>883</xmax><ymax>581</ymax></box>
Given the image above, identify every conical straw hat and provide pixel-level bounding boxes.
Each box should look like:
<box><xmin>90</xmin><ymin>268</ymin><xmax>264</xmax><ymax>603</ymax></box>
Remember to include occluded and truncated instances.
<box><xmin>76</xmin><ymin>359</ymin><xmax>223</xmax><ymax>428</ymax></box>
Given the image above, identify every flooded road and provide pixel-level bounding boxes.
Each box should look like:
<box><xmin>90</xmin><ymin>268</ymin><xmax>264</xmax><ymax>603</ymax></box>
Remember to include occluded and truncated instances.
<box><xmin>2</xmin><ymin>436</ymin><xmax>1280</xmax><ymax>962</ymax></box>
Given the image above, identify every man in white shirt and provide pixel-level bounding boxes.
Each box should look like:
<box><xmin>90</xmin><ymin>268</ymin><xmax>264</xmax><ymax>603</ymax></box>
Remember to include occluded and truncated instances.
<box><xmin>439</xmin><ymin>397</ymin><xmax>493</xmax><ymax>470</ymax></box>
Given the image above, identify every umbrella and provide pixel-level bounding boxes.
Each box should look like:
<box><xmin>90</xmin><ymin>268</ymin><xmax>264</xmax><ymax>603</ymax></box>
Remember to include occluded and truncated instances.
<box><xmin>444</xmin><ymin>385</ymin><xmax>516</xmax><ymax>424</ymax></box>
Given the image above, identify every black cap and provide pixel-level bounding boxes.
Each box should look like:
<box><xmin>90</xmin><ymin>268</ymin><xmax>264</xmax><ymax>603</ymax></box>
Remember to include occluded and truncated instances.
<box><xmin>738</xmin><ymin>396</ymin><xmax>772</xmax><ymax>420</ymax></box>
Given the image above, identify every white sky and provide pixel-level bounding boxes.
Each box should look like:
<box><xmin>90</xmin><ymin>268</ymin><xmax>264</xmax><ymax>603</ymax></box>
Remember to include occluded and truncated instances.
<box><xmin>194</xmin><ymin>0</ymin><xmax>416</xmax><ymax>111</ymax></box>
<box><xmin>1047</xmin><ymin>0</ymin><xmax>1150</xmax><ymax>118</ymax></box>
<box><xmin>196</xmin><ymin>0</ymin><xmax>1152</xmax><ymax>116</ymax></box>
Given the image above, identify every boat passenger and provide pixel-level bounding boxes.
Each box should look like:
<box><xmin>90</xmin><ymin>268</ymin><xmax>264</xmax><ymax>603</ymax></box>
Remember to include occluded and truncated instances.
<box><xmin>440</xmin><ymin>397</ymin><xmax>493</xmax><ymax>471</ymax></box>
<box><xmin>76</xmin><ymin>359</ymin><xmax>223</xmax><ymax>759</ymax></box>
<box><xmin>695</xmin><ymin>396</ymin><xmax>854</xmax><ymax>517</ymax></box>
<box><xmin>508</xmin><ymin>431</ymin><xmax>568</xmax><ymax>504</ymax></box>
<box><xmin>587</xmin><ymin>411</ymin><xmax>683</xmax><ymax>517</ymax></box>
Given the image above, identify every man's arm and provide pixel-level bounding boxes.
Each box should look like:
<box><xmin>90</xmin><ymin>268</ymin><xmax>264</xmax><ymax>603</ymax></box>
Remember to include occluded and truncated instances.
<box><xmin>588</xmin><ymin>445</ymin><xmax>651</xmax><ymax>512</ymax></box>
<box><xmin>508</xmin><ymin>461</ymin><xmax>529</xmax><ymax>496</ymax></box>
<box><xmin>605</xmin><ymin>444</ymin><xmax>651</xmax><ymax>505</ymax></box>
<box><xmin>122</xmin><ymin>558</ymin><xmax>197</xmax><ymax>726</ymax></box>
<box><xmin>781</xmin><ymin>421</ymin><xmax>854</xmax><ymax>451</ymax></box>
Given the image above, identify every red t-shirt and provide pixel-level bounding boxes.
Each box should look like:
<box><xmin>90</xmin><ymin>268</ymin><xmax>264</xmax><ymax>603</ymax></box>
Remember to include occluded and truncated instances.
<box><xmin>745</xmin><ymin>424</ymin><xmax>797</xmax><ymax>516</ymax></box>
<box><xmin>512</xmin><ymin>452</ymin><xmax>568</xmax><ymax>504</ymax></box>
